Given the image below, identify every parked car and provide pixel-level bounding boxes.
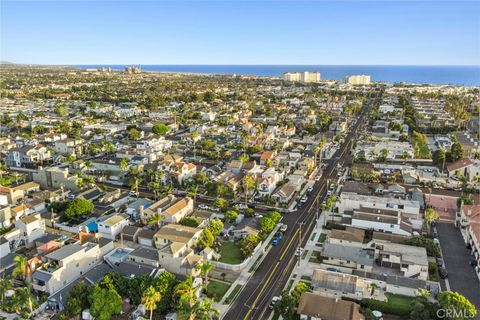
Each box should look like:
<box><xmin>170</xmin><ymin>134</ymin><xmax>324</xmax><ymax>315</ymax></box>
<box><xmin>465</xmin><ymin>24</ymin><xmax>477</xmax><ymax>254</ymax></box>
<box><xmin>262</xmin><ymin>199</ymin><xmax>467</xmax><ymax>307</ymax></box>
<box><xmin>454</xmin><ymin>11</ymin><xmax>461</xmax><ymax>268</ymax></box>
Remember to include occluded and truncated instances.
<box><xmin>129</xmin><ymin>190</ymin><xmax>139</xmax><ymax>197</ymax></box>
<box><xmin>67</xmin><ymin>194</ymin><xmax>76</xmax><ymax>200</ymax></box>
<box><xmin>300</xmin><ymin>196</ymin><xmax>308</xmax><ymax>203</ymax></box>
<box><xmin>307</xmin><ymin>186</ymin><xmax>313</xmax><ymax>193</ymax></box>
<box><xmin>295</xmin><ymin>248</ymin><xmax>304</xmax><ymax>257</ymax></box>
<box><xmin>254</xmin><ymin>213</ymin><xmax>264</xmax><ymax>218</ymax></box>
<box><xmin>436</xmin><ymin>258</ymin><xmax>444</xmax><ymax>267</ymax></box>
<box><xmin>280</xmin><ymin>224</ymin><xmax>288</xmax><ymax>233</ymax></box>
<box><xmin>272</xmin><ymin>238</ymin><xmax>279</xmax><ymax>246</ymax></box>
<box><xmin>275</xmin><ymin>232</ymin><xmax>283</xmax><ymax>240</ymax></box>
<box><xmin>326</xmin><ymin>267</ymin><xmax>340</xmax><ymax>272</ymax></box>
<box><xmin>327</xmin><ymin>190</ymin><xmax>333</xmax><ymax>196</ymax></box>
<box><xmin>439</xmin><ymin>267</ymin><xmax>448</xmax><ymax>279</ymax></box>
<box><xmin>269</xmin><ymin>296</ymin><xmax>281</xmax><ymax>310</ymax></box>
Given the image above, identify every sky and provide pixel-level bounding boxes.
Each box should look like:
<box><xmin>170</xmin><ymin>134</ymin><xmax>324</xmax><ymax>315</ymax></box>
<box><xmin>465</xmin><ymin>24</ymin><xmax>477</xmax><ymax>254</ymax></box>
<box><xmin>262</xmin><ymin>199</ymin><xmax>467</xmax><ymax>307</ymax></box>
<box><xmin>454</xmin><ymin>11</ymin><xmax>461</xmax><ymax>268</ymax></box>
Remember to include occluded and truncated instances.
<box><xmin>1</xmin><ymin>1</ymin><xmax>479</xmax><ymax>65</ymax></box>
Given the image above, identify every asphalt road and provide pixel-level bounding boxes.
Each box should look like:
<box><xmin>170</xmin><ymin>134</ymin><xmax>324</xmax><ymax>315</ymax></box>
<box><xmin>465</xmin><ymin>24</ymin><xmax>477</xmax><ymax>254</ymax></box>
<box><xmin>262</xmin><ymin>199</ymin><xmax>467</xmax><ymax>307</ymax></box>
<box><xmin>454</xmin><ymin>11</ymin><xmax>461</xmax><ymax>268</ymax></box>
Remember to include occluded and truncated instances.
<box><xmin>437</xmin><ymin>223</ymin><xmax>480</xmax><ymax>312</ymax></box>
<box><xmin>223</xmin><ymin>96</ymin><xmax>377</xmax><ymax>320</ymax></box>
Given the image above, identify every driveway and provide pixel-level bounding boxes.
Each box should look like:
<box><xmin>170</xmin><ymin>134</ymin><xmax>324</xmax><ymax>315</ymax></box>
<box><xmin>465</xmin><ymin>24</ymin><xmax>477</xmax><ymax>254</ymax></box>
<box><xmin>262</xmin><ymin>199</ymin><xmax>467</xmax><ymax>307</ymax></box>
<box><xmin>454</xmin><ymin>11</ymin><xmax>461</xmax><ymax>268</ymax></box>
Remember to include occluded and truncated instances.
<box><xmin>436</xmin><ymin>223</ymin><xmax>480</xmax><ymax>311</ymax></box>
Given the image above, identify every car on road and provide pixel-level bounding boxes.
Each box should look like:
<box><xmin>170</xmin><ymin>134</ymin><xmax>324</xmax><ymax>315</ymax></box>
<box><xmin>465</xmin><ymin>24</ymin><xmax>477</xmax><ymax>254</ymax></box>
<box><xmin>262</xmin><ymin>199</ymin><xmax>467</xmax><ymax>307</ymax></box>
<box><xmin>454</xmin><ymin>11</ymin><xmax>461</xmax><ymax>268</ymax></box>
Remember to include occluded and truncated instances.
<box><xmin>272</xmin><ymin>238</ymin><xmax>280</xmax><ymax>246</ymax></box>
<box><xmin>436</xmin><ymin>258</ymin><xmax>444</xmax><ymax>267</ymax></box>
<box><xmin>67</xmin><ymin>194</ymin><xmax>76</xmax><ymax>200</ymax></box>
<box><xmin>129</xmin><ymin>190</ymin><xmax>139</xmax><ymax>197</ymax></box>
<box><xmin>198</xmin><ymin>204</ymin><xmax>208</xmax><ymax>210</ymax></box>
<box><xmin>295</xmin><ymin>248</ymin><xmax>304</xmax><ymax>257</ymax></box>
<box><xmin>280</xmin><ymin>224</ymin><xmax>288</xmax><ymax>233</ymax></box>
<box><xmin>327</xmin><ymin>190</ymin><xmax>333</xmax><ymax>196</ymax></box>
<box><xmin>300</xmin><ymin>196</ymin><xmax>307</xmax><ymax>203</ymax></box>
<box><xmin>326</xmin><ymin>267</ymin><xmax>340</xmax><ymax>272</ymax></box>
<box><xmin>307</xmin><ymin>186</ymin><xmax>313</xmax><ymax>193</ymax></box>
<box><xmin>275</xmin><ymin>232</ymin><xmax>283</xmax><ymax>240</ymax></box>
<box><xmin>269</xmin><ymin>296</ymin><xmax>281</xmax><ymax>310</ymax></box>
<box><xmin>254</xmin><ymin>213</ymin><xmax>263</xmax><ymax>218</ymax></box>
<box><xmin>439</xmin><ymin>267</ymin><xmax>448</xmax><ymax>279</ymax></box>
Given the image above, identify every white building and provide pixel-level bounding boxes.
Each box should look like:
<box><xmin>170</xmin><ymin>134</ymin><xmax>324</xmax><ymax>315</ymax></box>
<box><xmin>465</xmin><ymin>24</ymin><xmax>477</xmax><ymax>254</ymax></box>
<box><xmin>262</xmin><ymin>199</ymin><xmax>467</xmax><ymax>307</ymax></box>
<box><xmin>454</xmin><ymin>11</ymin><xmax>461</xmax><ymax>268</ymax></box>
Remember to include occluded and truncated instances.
<box><xmin>345</xmin><ymin>75</ymin><xmax>371</xmax><ymax>85</ymax></box>
<box><xmin>283</xmin><ymin>72</ymin><xmax>321</xmax><ymax>83</ymax></box>
<box><xmin>97</xmin><ymin>213</ymin><xmax>130</xmax><ymax>240</ymax></box>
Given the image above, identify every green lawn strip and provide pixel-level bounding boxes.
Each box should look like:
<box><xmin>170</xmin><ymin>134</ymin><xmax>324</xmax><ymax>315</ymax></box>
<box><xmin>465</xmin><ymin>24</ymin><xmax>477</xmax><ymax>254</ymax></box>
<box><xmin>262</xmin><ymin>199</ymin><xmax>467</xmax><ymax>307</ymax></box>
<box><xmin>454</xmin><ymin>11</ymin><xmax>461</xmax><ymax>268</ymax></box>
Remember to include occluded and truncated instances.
<box><xmin>205</xmin><ymin>280</ymin><xmax>231</xmax><ymax>302</ymax></box>
<box><xmin>224</xmin><ymin>284</ymin><xmax>242</xmax><ymax>304</ymax></box>
<box><xmin>317</xmin><ymin>233</ymin><xmax>327</xmax><ymax>243</ymax></box>
<box><xmin>218</xmin><ymin>242</ymin><xmax>244</xmax><ymax>264</ymax></box>
<box><xmin>361</xmin><ymin>293</ymin><xmax>415</xmax><ymax>317</ymax></box>
<box><xmin>248</xmin><ymin>253</ymin><xmax>263</xmax><ymax>273</ymax></box>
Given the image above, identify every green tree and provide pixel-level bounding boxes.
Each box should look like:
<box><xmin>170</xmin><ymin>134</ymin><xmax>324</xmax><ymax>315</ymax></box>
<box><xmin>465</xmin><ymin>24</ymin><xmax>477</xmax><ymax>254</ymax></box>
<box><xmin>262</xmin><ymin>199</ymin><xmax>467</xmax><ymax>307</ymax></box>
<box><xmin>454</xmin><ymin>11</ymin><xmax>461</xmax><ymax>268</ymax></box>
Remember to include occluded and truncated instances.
<box><xmin>119</xmin><ymin>157</ymin><xmax>129</xmax><ymax>172</ymax></box>
<box><xmin>128</xmin><ymin>127</ymin><xmax>141</xmax><ymax>140</ymax></box>
<box><xmin>54</xmin><ymin>104</ymin><xmax>69</xmax><ymax>117</ymax></box>
<box><xmin>425</xmin><ymin>207</ymin><xmax>440</xmax><ymax>226</ymax></box>
<box><xmin>12</xmin><ymin>255</ymin><xmax>31</xmax><ymax>285</ymax></box>
<box><xmin>65</xmin><ymin>198</ymin><xmax>94</xmax><ymax>219</ymax></box>
<box><xmin>214</xmin><ymin>197</ymin><xmax>228</xmax><ymax>211</ymax></box>
<box><xmin>224</xmin><ymin>210</ymin><xmax>238</xmax><ymax>223</ymax></box>
<box><xmin>152</xmin><ymin>124</ymin><xmax>170</xmax><ymax>136</ymax></box>
<box><xmin>194</xmin><ymin>298</ymin><xmax>219</xmax><ymax>320</ymax></box>
<box><xmin>437</xmin><ymin>291</ymin><xmax>477</xmax><ymax>320</ymax></box>
<box><xmin>198</xmin><ymin>229</ymin><xmax>215</xmax><ymax>250</ymax></box>
<box><xmin>0</xmin><ymin>277</ymin><xmax>13</xmax><ymax>302</ymax></box>
<box><xmin>64</xmin><ymin>281</ymin><xmax>92</xmax><ymax>317</ymax></box>
<box><xmin>89</xmin><ymin>285</ymin><xmax>122</xmax><ymax>320</ymax></box>
<box><xmin>239</xmin><ymin>234</ymin><xmax>260</xmax><ymax>258</ymax></box>
<box><xmin>179</xmin><ymin>216</ymin><xmax>200</xmax><ymax>227</ymax></box>
<box><xmin>206</xmin><ymin>219</ymin><xmax>224</xmax><ymax>237</ymax></box>
<box><xmin>449</xmin><ymin>142</ymin><xmax>465</xmax><ymax>162</ymax></box>
<box><xmin>142</xmin><ymin>286</ymin><xmax>162</xmax><ymax>320</ymax></box>
<box><xmin>174</xmin><ymin>276</ymin><xmax>197</xmax><ymax>317</ymax></box>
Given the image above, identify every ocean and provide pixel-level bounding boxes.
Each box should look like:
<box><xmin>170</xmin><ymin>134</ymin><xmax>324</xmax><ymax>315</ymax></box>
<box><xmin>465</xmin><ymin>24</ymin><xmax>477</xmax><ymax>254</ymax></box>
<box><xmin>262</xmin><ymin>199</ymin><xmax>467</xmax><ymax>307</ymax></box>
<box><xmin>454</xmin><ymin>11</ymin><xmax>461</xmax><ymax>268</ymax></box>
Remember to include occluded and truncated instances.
<box><xmin>75</xmin><ymin>65</ymin><xmax>480</xmax><ymax>86</ymax></box>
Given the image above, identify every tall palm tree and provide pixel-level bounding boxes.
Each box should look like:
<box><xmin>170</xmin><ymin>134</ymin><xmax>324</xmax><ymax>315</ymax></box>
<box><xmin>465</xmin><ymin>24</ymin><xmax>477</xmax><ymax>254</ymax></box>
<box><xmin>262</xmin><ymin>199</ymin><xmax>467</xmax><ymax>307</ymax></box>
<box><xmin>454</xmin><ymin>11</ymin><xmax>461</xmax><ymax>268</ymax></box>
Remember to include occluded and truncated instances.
<box><xmin>243</xmin><ymin>175</ymin><xmax>256</xmax><ymax>207</ymax></box>
<box><xmin>12</xmin><ymin>287</ymin><xmax>34</xmax><ymax>314</ymax></box>
<box><xmin>191</xmin><ymin>131</ymin><xmax>200</xmax><ymax>160</ymax></box>
<box><xmin>142</xmin><ymin>286</ymin><xmax>161</xmax><ymax>320</ymax></box>
<box><xmin>194</xmin><ymin>298</ymin><xmax>220</xmax><ymax>320</ymax></box>
<box><xmin>174</xmin><ymin>276</ymin><xmax>197</xmax><ymax>314</ymax></box>
<box><xmin>195</xmin><ymin>261</ymin><xmax>214</xmax><ymax>289</ymax></box>
<box><xmin>149</xmin><ymin>181</ymin><xmax>161</xmax><ymax>201</ymax></box>
<box><xmin>148</xmin><ymin>213</ymin><xmax>163</xmax><ymax>229</ymax></box>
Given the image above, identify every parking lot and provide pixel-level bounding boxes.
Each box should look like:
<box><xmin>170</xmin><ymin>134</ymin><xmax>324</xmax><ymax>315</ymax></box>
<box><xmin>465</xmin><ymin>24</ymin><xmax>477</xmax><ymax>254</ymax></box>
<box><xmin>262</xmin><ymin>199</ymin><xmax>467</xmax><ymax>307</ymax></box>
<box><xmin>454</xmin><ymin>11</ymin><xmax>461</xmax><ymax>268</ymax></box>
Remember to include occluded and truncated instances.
<box><xmin>436</xmin><ymin>223</ymin><xmax>480</xmax><ymax>311</ymax></box>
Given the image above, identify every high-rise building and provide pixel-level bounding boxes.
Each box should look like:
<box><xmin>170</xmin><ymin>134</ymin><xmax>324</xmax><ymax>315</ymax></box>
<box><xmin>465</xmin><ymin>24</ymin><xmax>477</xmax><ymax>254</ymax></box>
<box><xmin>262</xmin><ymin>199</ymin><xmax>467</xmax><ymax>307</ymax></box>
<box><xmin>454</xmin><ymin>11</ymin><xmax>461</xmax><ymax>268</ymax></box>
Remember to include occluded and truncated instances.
<box><xmin>283</xmin><ymin>72</ymin><xmax>321</xmax><ymax>83</ymax></box>
<box><xmin>344</xmin><ymin>75</ymin><xmax>371</xmax><ymax>85</ymax></box>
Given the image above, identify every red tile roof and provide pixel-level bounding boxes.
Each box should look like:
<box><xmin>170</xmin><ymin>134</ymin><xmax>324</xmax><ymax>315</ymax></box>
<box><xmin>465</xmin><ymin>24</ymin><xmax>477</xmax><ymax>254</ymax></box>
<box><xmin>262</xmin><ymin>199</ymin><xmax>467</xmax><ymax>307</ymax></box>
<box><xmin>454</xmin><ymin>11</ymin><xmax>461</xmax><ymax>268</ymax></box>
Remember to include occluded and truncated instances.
<box><xmin>447</xmin><ymin>158</ymin><xmax>474</xmax><ymax>172</ymax></box>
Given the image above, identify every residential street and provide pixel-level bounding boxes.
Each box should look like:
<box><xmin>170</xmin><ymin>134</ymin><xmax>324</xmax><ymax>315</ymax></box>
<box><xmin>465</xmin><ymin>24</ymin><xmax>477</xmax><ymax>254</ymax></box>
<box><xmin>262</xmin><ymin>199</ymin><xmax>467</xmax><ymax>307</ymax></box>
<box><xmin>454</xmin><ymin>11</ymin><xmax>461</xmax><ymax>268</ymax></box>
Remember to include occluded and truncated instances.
<box><xmin>437</xmin><ymin>223</ymin><xmax>480</xmax><ymax>312</ymax></box>
<box><xmin>222</xmin><ymin>97</ymin><xmax>376</xmax><ymax>320</ymax></box>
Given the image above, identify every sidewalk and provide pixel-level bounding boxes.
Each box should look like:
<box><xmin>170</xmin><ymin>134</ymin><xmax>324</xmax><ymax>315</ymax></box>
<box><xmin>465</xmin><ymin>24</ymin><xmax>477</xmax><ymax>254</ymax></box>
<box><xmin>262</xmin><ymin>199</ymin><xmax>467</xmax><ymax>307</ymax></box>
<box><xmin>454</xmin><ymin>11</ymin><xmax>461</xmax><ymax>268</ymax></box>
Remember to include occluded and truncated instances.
<box><xmin>214</xmin><ymin>224</ymin><xmax>281</xmax><ymax>317</ymax></box>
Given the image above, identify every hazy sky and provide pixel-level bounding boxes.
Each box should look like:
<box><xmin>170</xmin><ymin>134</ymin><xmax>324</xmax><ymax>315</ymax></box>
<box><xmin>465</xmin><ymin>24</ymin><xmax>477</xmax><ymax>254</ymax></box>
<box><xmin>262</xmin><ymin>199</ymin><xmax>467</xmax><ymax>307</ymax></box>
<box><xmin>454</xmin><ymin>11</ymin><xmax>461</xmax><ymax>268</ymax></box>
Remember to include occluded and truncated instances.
<box><xmin>1</xmin><ymin>1</ymin><xmax>479</xmax><ymax>65</ymax></box>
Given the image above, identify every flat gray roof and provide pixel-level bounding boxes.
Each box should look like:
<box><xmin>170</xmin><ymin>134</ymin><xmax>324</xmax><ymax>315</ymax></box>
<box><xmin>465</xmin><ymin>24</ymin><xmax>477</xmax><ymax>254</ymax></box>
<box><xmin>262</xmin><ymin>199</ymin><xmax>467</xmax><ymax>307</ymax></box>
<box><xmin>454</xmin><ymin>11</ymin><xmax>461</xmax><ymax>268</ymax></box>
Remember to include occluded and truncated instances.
<box><xmin>322</xmin><ymin>243</ymin><xmax>374</xmax><ymax>266</ymax></box>
<box><xmin>46</xmin><ymin>243</ymin><xmax>83</xmax><ymax>261</ymax></box>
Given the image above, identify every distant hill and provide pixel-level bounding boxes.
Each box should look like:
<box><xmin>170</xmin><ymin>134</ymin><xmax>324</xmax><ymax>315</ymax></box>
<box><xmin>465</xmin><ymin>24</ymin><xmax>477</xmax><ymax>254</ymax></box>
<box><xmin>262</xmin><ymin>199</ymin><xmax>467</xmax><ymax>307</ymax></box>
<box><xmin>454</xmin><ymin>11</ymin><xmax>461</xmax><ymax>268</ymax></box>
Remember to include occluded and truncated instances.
<box><xmin>0</xmin><ymin>61</ymin><xmax>15</xmax><ymax>64</ymax></box>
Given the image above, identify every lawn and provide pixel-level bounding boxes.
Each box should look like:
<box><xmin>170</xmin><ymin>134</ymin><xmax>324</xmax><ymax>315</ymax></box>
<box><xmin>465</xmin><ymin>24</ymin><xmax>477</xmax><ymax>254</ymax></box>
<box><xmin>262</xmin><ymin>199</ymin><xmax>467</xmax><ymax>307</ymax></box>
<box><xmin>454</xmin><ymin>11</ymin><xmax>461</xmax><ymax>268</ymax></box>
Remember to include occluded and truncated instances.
<box><xmin>206</xmin><ymin>280</ymin><xmax>230</xmax><ymax>302</ymax></box>
<box><xmin>362</xmin><ymin>293</ymin><xmax>415</xmax><ymax>317</ymax></box>
<box><xmin>218</xmin><ymin>242</ymin><xmax>244</xmax><ymax>264</ymax></box>
<box><xmin>224</xmin><ymin>284</ymin><xmax>242</xmax><ymax>304</ymax></box>
<box><xmin>317</xmin><ymin>233</ymin><xmax>327</xmax><ymax>243</ymax></box>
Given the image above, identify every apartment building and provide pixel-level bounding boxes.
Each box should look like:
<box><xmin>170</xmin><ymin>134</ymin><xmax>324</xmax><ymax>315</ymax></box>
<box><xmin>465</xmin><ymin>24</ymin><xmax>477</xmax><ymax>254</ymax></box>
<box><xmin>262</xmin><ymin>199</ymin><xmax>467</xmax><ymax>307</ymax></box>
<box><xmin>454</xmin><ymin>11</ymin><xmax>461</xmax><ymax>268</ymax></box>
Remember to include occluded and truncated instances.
<box><xmin>344</xmin><ymin>75</ymin><xmax>371</xmax><ymax>85</ymax></box>
<box><xmin>283</xmin><ymin>72</ymin><xmax>321</xmax><ymax>83</ymax></box>
<box><xmin>375</xmin><ymin>242</ymin><xmax>429</xmax><ymax>280</ymax></box>
<box><xmin>33</xmin><ymin>166</ymin><xmax>80</xmax><ymax>192</ymax></box>
<box><xmin>32</xmin><ymin>240</ymin><xmax>112</xmax><ymax>294</ymax></box>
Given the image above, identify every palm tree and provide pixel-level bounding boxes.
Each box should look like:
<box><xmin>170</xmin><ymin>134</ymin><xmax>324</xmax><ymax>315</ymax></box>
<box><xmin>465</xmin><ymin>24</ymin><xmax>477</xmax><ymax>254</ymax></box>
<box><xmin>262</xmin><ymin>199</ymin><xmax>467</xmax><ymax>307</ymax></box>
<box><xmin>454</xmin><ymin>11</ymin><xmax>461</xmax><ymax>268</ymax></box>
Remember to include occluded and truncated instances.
<box><xmin>191</xmin><ymin>131</ymin><xmax>200</xmax><ymax>160</ymax></box>
<box><xmin>368</xmin><ymin>150</ymin><xmax>377</xmax><ymax>161</ymax></box>
<box><xmin>195</xmin><ymin>261</ymin><xmax>214</xmax><ymax>289</ymax></box>
<box><xmin>13</xmin><ymin>255</ymin><xmax>31</xmax><ymax>286</ymax></box>
<box><xmin>194</xmin><ymin>298</ymin><xmax>220</xmax><ymax>320</ymax></box>
<box><xmin>188</xmin><ymin>186</ymin><xmax>199</xmax><ymax>208</ymax></box>
<box><xmin>174</xmin><ymin>276</ymin><xmax>197</xmax><ymax>315</ymax></box>
<box><xmin>149</xmin><ymin>181</ymin><xmax>161</xmax><ymax>200</ymax></box>
<box><xmin>369</xmin><ymin>283</ymin><xmax>378</xmax><ymax>296</ymax></box>
<box><xmin>142</xmin><ymin>286</ymin><xmax>161</xmax><ymax>320</ymax></box>
<box><xmin>148</xmin><ymin>213</ymin><xmax>163</xmax><ymax>229</ymax></box>
<box><xmin>12</xmin><ymin>287</ymin><xmax>34</xmax><ymax>314</ymax></box>
<box><xmin>0</xmin><ymin>277</ymin><xmax>13</xmax><ymax>302</ymax></box>
<box><xmin>243</xmin><ymin>175</ymin><xmax>256</xmax><ymax>207</ymax></box>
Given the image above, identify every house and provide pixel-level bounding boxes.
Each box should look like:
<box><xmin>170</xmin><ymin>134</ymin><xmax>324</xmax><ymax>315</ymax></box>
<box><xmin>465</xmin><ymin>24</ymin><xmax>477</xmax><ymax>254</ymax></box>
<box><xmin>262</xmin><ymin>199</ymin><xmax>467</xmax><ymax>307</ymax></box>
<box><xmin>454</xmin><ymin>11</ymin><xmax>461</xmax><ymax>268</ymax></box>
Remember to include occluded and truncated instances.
<box><xmin>120</xmin><ymin>225</ymin><xmax>141</xmax><ymax>243</ymax></box>
<box><xmin>154</xmin><ymin>224</ymin><xmax>202</xmax><ymax>249</ymax></box>
<box><xmin>297</xmin><ymin>292</ymin><xmax>364</xmax><ymax>320</ymax></box>
<box><xmin>0</xmin><ymin>236</ymin><xmax>11</xmax><ymax>259</ymax></box>
<box><xmin>15</xmin><ymin>213</ymin><xmax>46</xmax><ymax>246</ymax></box>
<box><xmin>0</xmin><ymin>186</ymin><xmax>25</xmax><ymax>205</ymax></box>
<box><xmin>329</xmin><ymin>227</ymin><xmax>365</xmax><ymax>247</ymax></box>
<box><xmin>0</xmin><ymin>206</ymin><xmax>12</xmax><ymax>228</ymax></box>
<box><xmin>311</xmin><ymin>268</ymin><xmax>368</xmax><ymax>301</ymax></box>
<box><xmin>33</xmin><ymin>166</ymin><xmax>80</xmax><ymax>192</ymax></box>
<box><xmin>5</xmin><ymin>145</ymin><xmax>52</xmax><ymax>168</ymax></box>
<box><xmin>137</xmin><ymin>228</ymin><xmax>157</xmax><ymax>247</ymax></box>
<box><xmin>259</xmin><ymin>151</ymin><xmax>276</xmax><ymax>165</ymax></box>
<box><xmin>32</xmin><ymin>240</ymin><xmax>112</xmax><ymax>295</ymax></box>
<box><xmin>97</xmin><ymin>213</ymin><xmax>129</xmax><ymax>240</ymax></box>
<box><xmin>128</xmin><ymin>247</ymin><xmax>160</xmax><ymax>267</ymax></box>
<box><xmin>257</xmin><ymin>176</ymin><xmax>277</xmax><ymax>197</ymax></box>
<box><xmin>272</xmin><ymin>183</ymin><xmax>296</xmax><ymax>204</ymax></box>
<box><xmin>456</xmin><ymin>204</ymin><xmax>480</xmax><ymax>246</ymax></box>
<box><xmin>227</xmin><ymin>160</ymin><xmax>243</xmax><ymax>174</ymax></box>
<box><xmin>163</xmin><ymin>197</ymin><xmax>194</xmax><ymax>224</ymax></box>
<box><xmin>172</xmin><ymin>162</ymin><xmax>197</xmax><ymax>185</ymax></box>
<box><xmin>375</xmin><ymin>242</ymin><xmax>428</xmax><ymax>280</ymax></box>
<box><xmin>446</xmin><ymin>157</ymin><xmax>474</xmax><ymax>178</ymax></box>
<box><xmin>54</xmin><ymin>139</ymin><xmax>84</xmax><ymax>156</ymax></box>
<box><xmin>230</xmin><ymin>219</ymin><xmax>260</xmax><ymax>240</ymax></box>
<box><xmin>321</xmin><ymin>243</ymin><xmax>375</xmax><ymax>272</ymax></box>
<box><xmin>141</xmin><ymin>194</ymin><xmax>177</xmax><ymax>224</ymax></box>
